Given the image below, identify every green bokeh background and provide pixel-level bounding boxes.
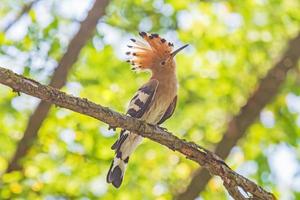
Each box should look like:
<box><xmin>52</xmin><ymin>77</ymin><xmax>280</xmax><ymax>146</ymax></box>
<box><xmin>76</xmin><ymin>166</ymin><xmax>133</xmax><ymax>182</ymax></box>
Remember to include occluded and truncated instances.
<box><xmin>0</xmin><ymin>0</ymin><xmax>300</xmax><ymax>199</ymax></box>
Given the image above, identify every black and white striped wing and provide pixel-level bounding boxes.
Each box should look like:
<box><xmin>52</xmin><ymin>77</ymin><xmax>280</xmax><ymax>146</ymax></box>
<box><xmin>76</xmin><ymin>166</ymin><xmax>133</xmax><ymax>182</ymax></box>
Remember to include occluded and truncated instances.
<box><xmin>126</xmin><ymin>79</ymin><xmax>159</xmax><ymax>118</ymax></box>
<box><xmin>111</xmin><ymin>79</ymin><xmax>159</xmax><ymax>150</ymax></box>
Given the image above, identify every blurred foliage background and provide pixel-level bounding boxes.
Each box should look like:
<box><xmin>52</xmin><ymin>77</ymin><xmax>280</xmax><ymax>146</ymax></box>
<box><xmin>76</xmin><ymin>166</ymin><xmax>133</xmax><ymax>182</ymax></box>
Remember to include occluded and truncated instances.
<box><xmin>0</xmin><ymin>0</ymin><xmax>300</xmax><ymax>199</ymax></box>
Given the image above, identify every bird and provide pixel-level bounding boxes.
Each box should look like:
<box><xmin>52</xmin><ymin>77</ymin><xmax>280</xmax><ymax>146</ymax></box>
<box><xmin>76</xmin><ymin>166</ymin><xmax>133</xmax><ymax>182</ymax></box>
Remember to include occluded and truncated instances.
<box><xmin>106</xmin><ymin>32</ymin><xmax>188</xmax><ymax>188</ymax></box>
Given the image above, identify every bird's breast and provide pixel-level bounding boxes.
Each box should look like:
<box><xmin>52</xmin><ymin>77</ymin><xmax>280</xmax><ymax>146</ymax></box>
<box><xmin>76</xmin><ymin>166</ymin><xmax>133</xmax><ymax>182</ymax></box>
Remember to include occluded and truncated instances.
<box><xmin>142</xmin><ymin>82</ymin><xmax>177</xmax><ymax>124</ymax></box>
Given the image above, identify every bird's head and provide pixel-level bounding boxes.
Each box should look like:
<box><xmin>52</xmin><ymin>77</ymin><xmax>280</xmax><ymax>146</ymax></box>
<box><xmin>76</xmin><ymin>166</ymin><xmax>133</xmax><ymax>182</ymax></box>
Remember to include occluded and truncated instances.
<box><xmin>126</xmin><ymin>32</ymin><xmax>188</xmax><ymax>74</ymax></box>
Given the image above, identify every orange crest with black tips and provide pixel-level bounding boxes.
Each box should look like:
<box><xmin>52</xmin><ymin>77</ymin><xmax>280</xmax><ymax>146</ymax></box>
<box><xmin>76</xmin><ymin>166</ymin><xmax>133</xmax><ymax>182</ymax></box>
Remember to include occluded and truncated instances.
<box><xmin>126</xmin><ymin>32</ymin><xmax>174</xmax><ymax>71</ymax></box>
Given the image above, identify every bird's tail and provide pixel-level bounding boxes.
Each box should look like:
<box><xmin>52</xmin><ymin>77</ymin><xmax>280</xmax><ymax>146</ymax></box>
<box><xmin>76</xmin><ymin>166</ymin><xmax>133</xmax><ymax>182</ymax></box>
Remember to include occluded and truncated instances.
<box><xmin>106</xmin><ymin>131</ymin><xmax>142</xmax><ymax>188</ymax></box>
<box><xmin>106</xmin><ymin>155</ymin><xmax>128</xmax><ymax>188</ymax></box>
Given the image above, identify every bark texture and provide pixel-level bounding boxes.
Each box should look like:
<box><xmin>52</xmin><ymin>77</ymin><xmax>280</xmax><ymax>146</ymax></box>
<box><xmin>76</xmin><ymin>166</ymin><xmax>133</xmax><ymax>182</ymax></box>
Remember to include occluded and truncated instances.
<box><xmin>6</xmin><ymin>0</ymin><xmax>110</xmax><ymax>173</ymax></box>
<box><xmin>0</xmin><ymin>66</ymin><xmax>276</xmax><ymax>200</ymax></box>
<box><xmin>176</xmin><ymin>32</ymin><xmax>300</xmax><ymax>200</ymax></box>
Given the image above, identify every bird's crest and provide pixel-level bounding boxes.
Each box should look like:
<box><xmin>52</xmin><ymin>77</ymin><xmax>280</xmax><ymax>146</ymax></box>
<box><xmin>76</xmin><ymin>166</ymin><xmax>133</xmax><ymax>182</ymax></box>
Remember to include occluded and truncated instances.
<box><xmin>126</xmin><ymin>32</ymin><xmax>174</xmax><ymax>71</ymax></box>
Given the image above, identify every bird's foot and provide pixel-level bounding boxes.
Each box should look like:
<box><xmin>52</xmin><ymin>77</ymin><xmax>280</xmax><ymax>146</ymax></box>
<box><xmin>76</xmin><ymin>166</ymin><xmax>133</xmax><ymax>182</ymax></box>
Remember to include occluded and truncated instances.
<box><xmin>157</xmin><ymin>126</ymin><xmax>168</xmax><ymax>132</ymax></box>
<box><xmin>108</xmin><ymin>125</ymin><xmax>117</xmax><ymax>131</ymax></box>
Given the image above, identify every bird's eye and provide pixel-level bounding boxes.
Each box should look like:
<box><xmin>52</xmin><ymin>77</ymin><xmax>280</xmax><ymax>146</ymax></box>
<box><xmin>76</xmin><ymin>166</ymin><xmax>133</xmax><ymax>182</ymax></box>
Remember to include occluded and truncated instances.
<box><xmin>161</xmin><ymin>61</ymin><xmax>165</xmax><ymax>65</ymax></box>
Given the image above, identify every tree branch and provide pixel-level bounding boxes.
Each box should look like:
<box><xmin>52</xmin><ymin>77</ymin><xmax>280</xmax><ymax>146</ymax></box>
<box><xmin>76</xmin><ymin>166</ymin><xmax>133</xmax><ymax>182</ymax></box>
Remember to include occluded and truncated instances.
<box><xmin>0</xmin><ymin>66</ymin><xmax>276</xmax><ymax>200</ymax></box>
<box><xmin>3</xmin><ymin>0</ymin><xmax>40</xmax><ymax>33</ymax></box>
<box><xmin>176</xmin><ymin>32</ymin><xmax>300</xmax><ymax>200</ymax></box>
<box><xmin>5</xmin><ymin>0</ymin><xmax>110</xmax><ymax>173</ymax></box>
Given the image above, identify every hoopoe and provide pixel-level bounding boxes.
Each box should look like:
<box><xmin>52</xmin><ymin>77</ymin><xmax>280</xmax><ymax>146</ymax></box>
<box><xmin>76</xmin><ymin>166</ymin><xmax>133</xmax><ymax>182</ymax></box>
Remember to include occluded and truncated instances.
<box><xmin>106</xmin><ymin>32</ymin><xmax>188</xmax><ymax>188</ymax></box>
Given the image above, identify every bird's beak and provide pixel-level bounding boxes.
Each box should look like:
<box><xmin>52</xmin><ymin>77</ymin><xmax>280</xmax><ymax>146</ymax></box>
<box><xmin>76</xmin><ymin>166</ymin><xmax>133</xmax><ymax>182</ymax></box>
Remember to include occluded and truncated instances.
<box><xmin>170</xmin><ymin>44</ymin><xmax>189</xmax><ymax>57</ymax></box>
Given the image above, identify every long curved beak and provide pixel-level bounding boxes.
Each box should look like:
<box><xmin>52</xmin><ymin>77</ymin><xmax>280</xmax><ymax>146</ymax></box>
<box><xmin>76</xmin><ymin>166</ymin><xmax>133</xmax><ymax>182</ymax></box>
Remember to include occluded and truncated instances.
<box><xmin>170</xmin><ymin>44</ymin><xmax>189</xmax><ymax>57</ymax></box>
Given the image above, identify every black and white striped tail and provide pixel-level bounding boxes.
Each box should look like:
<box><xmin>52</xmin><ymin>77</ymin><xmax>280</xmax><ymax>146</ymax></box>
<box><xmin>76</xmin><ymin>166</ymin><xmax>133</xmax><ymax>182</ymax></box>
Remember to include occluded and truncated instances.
<box><xmin>107</xmin><ymin>130</ymin><xmax>131</xmax><ymax>188</ymax></box>
<box><xmin>106</xmin><ymin>154</ymin><xmax>129</xmax><ymax>188</ymax></box>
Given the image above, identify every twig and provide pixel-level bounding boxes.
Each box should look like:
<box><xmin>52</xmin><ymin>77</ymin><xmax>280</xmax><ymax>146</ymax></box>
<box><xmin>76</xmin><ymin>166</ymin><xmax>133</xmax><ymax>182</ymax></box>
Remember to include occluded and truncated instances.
<box><xmin>3</xmin><ymin>0</ymin><xmax>40</xmax><ymax>33</ymax></box>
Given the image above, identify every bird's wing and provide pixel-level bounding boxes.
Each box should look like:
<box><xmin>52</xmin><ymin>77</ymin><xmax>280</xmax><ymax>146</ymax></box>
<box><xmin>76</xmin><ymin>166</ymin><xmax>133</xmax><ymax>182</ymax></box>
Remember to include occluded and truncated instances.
<box><xmin>125</xmin><ymin>79</ymin><xmax>159</xmax><ymax>118</ymax></box>
<box><xmin>158</xmin><ymin>95</ymin><xmax>177</xmax><ymax>125</ymax></box>
<box><xmin>111</xmin><ymin>79</ymin><xmax>159</xmax><ymax>150</ymax></box>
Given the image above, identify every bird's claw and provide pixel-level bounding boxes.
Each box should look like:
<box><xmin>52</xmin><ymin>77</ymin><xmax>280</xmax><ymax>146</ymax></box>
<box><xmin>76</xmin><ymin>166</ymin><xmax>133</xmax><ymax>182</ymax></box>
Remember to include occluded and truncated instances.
<box><xmin>157</xmin><ymin>126</ymin><xmax>168</xmax><ymax>132</ymax></box>
<box><xmin>108</xmin><ymin>125</ymin><xmax>117</xmax><ymax>131</ymax></box>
